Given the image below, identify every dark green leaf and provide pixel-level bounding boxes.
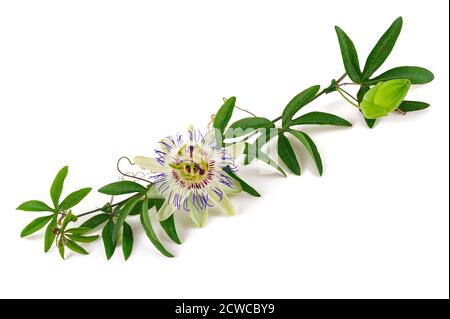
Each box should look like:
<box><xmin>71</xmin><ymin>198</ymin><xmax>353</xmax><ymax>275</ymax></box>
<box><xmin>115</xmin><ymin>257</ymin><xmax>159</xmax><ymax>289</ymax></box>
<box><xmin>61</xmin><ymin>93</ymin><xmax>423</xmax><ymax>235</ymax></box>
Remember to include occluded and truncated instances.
<box><xmin>277</xmin><ymin>133</ymin><xmax>301</xmax><ymax>175</ymax></box>
<box><xmin>223</xmin><ymin>166</ymin><xmax>261</xmax><ymax>197</ymax></box>
<box><xmin>290</xmin><ymin>112</ymin><xmax>352</xmax><ymax>127</ymax></box>
<box><xmin>65</xmin><ymin>239</ymin><xmax>89</xmax><ymax>255</ymax></box>
<box><xmin>367</xmin><ymin>66</ymin><xmax>434</xmax><ymax>85</ymax></box>
<box><xmin>122</xmin><ymin>222</ymin><xmax>134</xmax><ymax>261</ymax></box>
<box><xmin>335</xmin><ymin>26</ymin><xmax>362</xmax><ymax>82</ymax></box>
<box><xmin>140</xmin><ymin>199</ymin><xmax>174</xmax><ymax>257</ymax></box>
<box><xmin>60</xmin><ymin>211</ymin><xmax>73</xmax><ymax>232</ymax></box>
<box><xmin>59</xmin><ymin>188</ymin><xmax>92</xmax><ymax>211</ymax></box>
<box><xmin>244</xmin><ymin>128</ymin><xmax>278</xmax><ymax>164</ymax></box>
<box><xmin>58</xmin><ymin>243</ymin><xmax>65</xmax><ymax>260</ymax></box>
<box><xmin>398</xmin><ymin>100</ymin><xmax>430</xmax><ymax>112</ymax></box>
<box><xmin>213</xmin><ymin>97</ymin><xmax>236</xmax><ymax>134</ymax></box>
<box><xmin>225</xmin><ymin>117</ymin><xmax>275</xmax><ymax>138</ymax></box>
<box><xmin>113</xmin><ymin>198</ymin><xmax>140</xmax><ymax>244</ymax></box>
<box><xmin>17</xmin><ymin>200</ymin><xmax>53</xmax><ymax>212</ymax></box>
<box><xmin>244</xmin><ymin>143</ymin><xmax>286</xmax><ymax>177</ymax></box>
<box><xmin>282</xmin><ymin>85</ymin><xmax>321</xmax><ymax>126</ymax></box>
<box><xmin>102</xmin><ymin>220</ymin><xmax>116</xmax><ymax>260</ymax></box>
<box><xmin>289</xmin><ymin>130</ymin><xmax>323</xmax><ymax>176</ymax></box>
<box><xmin>159</xmin><ymin>214</ymin><xmax>181</xmax><ymax>244</ymax></box>
<box><xmin>364</xmin><ymin>117</ymin><xmax>377</xmax><ymax>129</ymax></box>
<box><xmin>50</xmin><ymin>166</ymin><xmax>68</xmax><ymax>209</ymax></box>
<box><xmin>98</xmin><ymin>181</ymin><xmax>147</xmax><ymax>195</ymax></box>
<box><xmin>44</xmin><ymin>215</ymin><xmax>58</xmax><ymax>253</ymax></box>
<box><xmin>65</xmin><ymin>227</ymin><xmax>92</xmax><ymax>235</ymax></box>
<box><xmin>362</xmin><ymin>17</ymin><xmax>403</xmax><ymax>80</ymax></box>
<box><xmin>79</xmin><ymin>213</ymin><xmax>110</xmax><ymax>230</ymax></box>
<box><xmin>20</xmin><ymin>215</ymin><xmax>54</xmax><ymax>238</ymax></box>
<box><xmin>67</xmin><ymin>235</ymin><xmax>99</xmax><ymax>243</ymax></box>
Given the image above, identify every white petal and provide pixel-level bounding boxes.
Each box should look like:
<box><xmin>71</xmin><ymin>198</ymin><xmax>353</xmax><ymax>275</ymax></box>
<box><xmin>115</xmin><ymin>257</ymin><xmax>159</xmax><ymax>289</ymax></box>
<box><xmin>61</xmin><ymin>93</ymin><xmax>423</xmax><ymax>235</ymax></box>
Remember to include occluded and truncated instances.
<box><xmin>189</xmin><ymin>208</ymin><xmax>208</xmax><ymax>228</ymax></box>
<box><xmin>209</xmin><ymin>191</ymin><xmax>236</xmax><ymax>216</ymax></box>
<box><xmin>225</xmin><ymin>142</ymin><xmax>246</xmax><ymax>159</ymax></box>
<box><xmin>134</xmin><ymin>156</ymin><xmax>165</xmax><ymax>172</ymax></box>
<box><xmin>156</xmin><ymin>200</ymin><xmax>175</xmax><ymax>221</ymax></box>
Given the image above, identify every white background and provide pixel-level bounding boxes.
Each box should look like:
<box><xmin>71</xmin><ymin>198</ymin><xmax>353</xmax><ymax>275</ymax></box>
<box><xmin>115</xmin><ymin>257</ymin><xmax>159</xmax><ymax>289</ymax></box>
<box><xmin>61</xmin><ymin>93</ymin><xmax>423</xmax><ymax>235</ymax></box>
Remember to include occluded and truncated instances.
<box><xmin>0</xmin><ymin>0</ymin><xmax>448</xmax><ymax>299</ymax></box>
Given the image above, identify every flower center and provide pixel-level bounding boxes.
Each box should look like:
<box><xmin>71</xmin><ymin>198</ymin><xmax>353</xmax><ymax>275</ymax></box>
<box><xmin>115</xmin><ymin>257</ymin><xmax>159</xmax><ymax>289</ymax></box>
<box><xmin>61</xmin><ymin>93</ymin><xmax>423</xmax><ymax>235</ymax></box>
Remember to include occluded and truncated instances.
<box><xmin>169</xmin><ymin>144</ymin><xmax>214</xmax><ymax>187</ymax></box>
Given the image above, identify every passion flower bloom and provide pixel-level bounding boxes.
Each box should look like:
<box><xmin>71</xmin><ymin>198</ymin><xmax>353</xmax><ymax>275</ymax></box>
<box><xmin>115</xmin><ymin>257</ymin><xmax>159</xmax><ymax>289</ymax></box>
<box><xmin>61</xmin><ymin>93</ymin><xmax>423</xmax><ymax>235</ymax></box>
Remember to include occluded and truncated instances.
<box><xmin>134</xmin><ymin>127</ymin><xmax>245</xmax><ymax>227</ymax></box>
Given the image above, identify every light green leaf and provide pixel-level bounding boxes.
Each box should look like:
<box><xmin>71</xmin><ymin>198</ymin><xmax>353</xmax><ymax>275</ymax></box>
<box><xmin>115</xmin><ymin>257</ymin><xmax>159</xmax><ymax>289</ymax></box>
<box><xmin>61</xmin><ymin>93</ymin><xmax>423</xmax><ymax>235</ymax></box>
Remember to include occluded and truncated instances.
<box><xmin>17</xmin><ymin>200</ymin><xmax>53</xmax><ymax>212</ymax></box>
<box><xmin>59</xmin><ymin>188</ymin><xmax>92</xmax><ymax>211</ymax></box>
<box><xmin>362</xmin><ymin>17</ymin><xmax>403</xmax><ymax>80</ymax></box>
<box><xmin>50</xmin><ymin>166</ymin><xmax>68</xmax><ymax>209</ymax></box>
<box><xmin>290</xmin><ymin>112</ymin><xmax>352</xmax><ymax>127</ymax></box>
<box><xmin>140</xmin><ymin>199</ymin><xmax>174</xmax><ymax>257</ymax></box>
<box><xmin>282</xmin><ymin>85</ymin><xmax>320</xmax><ymax>126</ymax></box>
<box><xmin>244</xmin><ymin>128</ymin><xmax>279</xmax><ymax>165</ymax></box>
<box><xmin>64</xmin><ymin>227</ymin><xmax>92</xmax><ymax>235</ymax></box>
<box><xmin>98</xmin><ymin>181</ymin><xmax>147</xmax><ymax>195</ymax></box>
<box><xmin>20</xmin><ymin>215</ymin><xmax>54</xmax><ymax>238</ymax></box>
<box><xmin>367</xmin><ymin>66</ymin><xmax>434</xmax><ymax>85</ymax></box>
<box><xmin>360</xmin><ymin>79</ymin><xmax>411</xmax><ymax>119</ymax></box>
<box><xmin>288</xmin><ymin>130</ymin><xmax>323</xmax><ymax>176</ymax></box>
<box><xmin>335</xmin><ymin>26</ymin><xmax>362</xmax><ymax>83</ymax></box>
<box><xmin>277</xmin><ymin>133</ymin><xmax>301</xmax><ymax>175</ymax></box>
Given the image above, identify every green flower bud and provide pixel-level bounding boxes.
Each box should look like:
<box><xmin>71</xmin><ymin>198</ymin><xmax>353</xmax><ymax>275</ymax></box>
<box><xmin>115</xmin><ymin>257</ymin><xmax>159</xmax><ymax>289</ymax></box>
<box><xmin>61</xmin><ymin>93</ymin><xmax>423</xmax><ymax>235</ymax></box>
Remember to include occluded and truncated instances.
<box><xmin>360</xmin><ymin>79</ymin><xmax>411</xmax><ymax>119</ymax></box>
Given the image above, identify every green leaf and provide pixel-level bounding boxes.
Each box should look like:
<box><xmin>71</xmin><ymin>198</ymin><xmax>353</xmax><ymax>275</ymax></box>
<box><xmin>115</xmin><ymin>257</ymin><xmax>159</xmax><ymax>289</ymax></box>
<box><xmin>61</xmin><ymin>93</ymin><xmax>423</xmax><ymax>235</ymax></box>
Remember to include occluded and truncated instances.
<box><xmin>364</xmin><ymin>117</ymin><xmax>377</xmax><ymax>129</ymax></box>
<box><xmin>367</xmin><ymin>66</ymin><xmax>434</xmax><ymax>85</ymax></box>
<box><xmin>159</xmin><ymin>214</ymin><xmax>181</xmax><ymax>245</ymax></box>
<box><xmin>213</xmin><ymin>96</ymin><xmax>236</xmax><ymax>135</ymax></box>
<box><xmin>244</xmin><ymin>143</ymin><xmax>286</xmax><ymax>177</ymax></box>
<box><xmin>277</xmin><ymin>133</ymin><xmax>301</xmax><ymax>175</ymax></box>
<box><xmin>398</xmin><ymin>100</ymin><xmax>430</xmax><ymax>112</ymax></box>
<box><xmin>335</xmin><ymin>26</ymin><xmax>362</xmax><ymax>83</ymax></box>
<box><xmin>102</xmin><ymin>220</ymin><xmax>116</xmax><ymax>260</ymax></box>
<box><xmin>65</xmin><ymin>239</ymin><xmax>89</xmax><ymax>255</ymax></box>
<box><xmin>122</xmin><ymin>222</ymin><xmax>134</xmax><ymax>261</ymax></box>
<box><xmin>244</xmin><ymin>128</ymin><xmax>279</xmax><ymax>165</ymax></box>
<box><xmin>65</xmin><ymin>227</ymin><xmax>92</xmax><ymax>235</ymax></box>
<box><xmin>288</xmin><ymin>130</ymin><xmax>323</xmax><ymax>176</ymax></box>
<box><xmin>225</xmin><ymin>117</ymin><xmax>275</xmax><ymax>138</ymax></box>
<box><xmin>79</xmin><ymin>213</ymin><xmax>110</xmax><ymax>230</ymax></box>
<box><xmin>50</xmin><ymin>166</ymin><xmax>68</xmax><ymax>209</ymax></box>
<box><xmin>67</xmin><ymin>235</ymin><xmax>99</xmax><ymax>243</ymax></box>
<box><xmin>17</xmin><ymin>200</ymin><xmax>53</xmax><ymax>212</ymax></box>
<box><xmin>362</xmin><ymin>17</ymin><xmax>403</xmax><ymax>80</ymax></box>
<box><xmin>290</xmin><ymin>112</ymin><xmax>352</xmax><ymax>127</ymax></box>
<box><xmin>113</xmin><ymin>198</ymin><xmax>140</xmax><ymax>244</ymax></box>
<box><xmin>223</xmin><ymin>166</ymin><xmax>261</xmax><ymax>197</ymax></box>
<box><xmin>140</xmin><ymin>199</ymin><xmax>174</xmax><ymax>257</ymax></box>
<box><xmin>98</xmin><ymin>181</ymin><xmax>147</xmax><ymax>195</ymax></box>
<box><xmin>44</xmin><ymin>215</ymin><xmax>58</xmax><ymax>253</ymax></box>
<box><xmin>58</xmin><ymin>242</ymin><xmax>65</xmax><ymax>260</ymax></box>
<box><xmin>59</xmin><ymin>188</ymin><xmax>92</xmax><ymax>211</ymax></box>
<box><xmin>282</xmin><ymin>85</ymin><xmax>321</xmax><ymax>126</ymax></box>
<box><xmin>20</xmin><ymin>215</ymin><xmax>54</xmax><ymax>238</ymax></box>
